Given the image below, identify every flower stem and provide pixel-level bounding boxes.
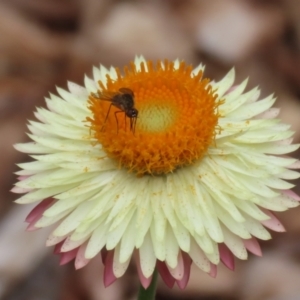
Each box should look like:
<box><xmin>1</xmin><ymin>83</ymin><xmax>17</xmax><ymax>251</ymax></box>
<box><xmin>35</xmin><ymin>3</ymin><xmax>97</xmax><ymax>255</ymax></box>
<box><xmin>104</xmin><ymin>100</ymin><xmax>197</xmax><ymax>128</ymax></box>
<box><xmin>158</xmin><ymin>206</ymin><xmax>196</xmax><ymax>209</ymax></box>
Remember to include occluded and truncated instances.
<box><xmin>137</xmin><ymin>269</ymin><xmax>158</xmax><ymax>300</ymax></box>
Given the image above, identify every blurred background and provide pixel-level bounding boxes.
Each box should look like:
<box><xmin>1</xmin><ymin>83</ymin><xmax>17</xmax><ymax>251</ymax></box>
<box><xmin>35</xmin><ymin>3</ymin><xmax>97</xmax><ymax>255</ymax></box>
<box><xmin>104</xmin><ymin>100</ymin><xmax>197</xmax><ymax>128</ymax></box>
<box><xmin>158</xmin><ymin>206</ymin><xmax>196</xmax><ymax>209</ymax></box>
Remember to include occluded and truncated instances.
<box><xmin>1</xmin><ymin>0</ymin><xmax>300</xmax><ymax>299</ymax></box>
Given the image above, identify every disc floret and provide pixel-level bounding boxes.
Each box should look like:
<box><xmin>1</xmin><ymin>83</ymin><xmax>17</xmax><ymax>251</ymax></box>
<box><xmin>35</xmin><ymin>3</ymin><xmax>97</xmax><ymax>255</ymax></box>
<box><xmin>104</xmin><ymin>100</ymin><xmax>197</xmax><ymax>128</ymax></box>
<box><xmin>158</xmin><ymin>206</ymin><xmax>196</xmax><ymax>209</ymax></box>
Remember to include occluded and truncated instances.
<box><xmin>88</xmin><ymin>60</ymin><xmax>221</xmax><ymax>175</ymax></box>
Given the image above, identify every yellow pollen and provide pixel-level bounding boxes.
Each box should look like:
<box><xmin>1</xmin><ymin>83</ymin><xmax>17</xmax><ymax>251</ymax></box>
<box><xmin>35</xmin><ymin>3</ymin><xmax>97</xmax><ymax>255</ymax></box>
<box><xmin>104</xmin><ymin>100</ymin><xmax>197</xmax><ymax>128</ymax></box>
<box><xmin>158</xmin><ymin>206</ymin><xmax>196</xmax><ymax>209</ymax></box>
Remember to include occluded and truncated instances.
<box><xmin>87</xmin><ymin>60</ymin><xmax>221</xmax><ymax>175</ymax></box>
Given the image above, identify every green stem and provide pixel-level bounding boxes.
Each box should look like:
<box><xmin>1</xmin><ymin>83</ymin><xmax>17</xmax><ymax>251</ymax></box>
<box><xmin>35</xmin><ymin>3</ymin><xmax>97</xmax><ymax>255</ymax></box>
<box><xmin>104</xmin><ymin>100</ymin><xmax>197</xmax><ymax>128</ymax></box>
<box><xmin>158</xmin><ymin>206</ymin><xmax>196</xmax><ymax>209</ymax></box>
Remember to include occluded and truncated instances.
<box><xmin>137</xmin><ymin>269</ymin><xmax>158</xmax><ymax>300</ymax></box>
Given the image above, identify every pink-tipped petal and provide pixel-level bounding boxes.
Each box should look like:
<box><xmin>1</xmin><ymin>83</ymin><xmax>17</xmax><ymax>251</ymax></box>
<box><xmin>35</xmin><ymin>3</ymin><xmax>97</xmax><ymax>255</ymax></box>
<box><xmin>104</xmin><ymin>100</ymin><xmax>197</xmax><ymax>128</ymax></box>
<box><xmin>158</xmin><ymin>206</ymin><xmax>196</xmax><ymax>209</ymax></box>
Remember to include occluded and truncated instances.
<box><xmin>59</xmin><ymin>248</ymin><xmax>78</xmax><ymax>265</ymax></box>
<box><xmin>208</xmin><ymin>263</ymin><xmax>217</xmax><ymax>278</ymax></box>
<box><xmin>224</xmin><ymin>85</ymin><xmax>238</xmax><ymax>95</ymax></box>
<box><xmin>257</xmin><ymin>108</ymin><xmax>280</xmax><ymax>119</ymax></box>
<box><xmin>61</xmin><ymin>236</ymin><xmax>89</xmax><ymax>252</ymax></box>
<box><xmin>46</xmin><ymin>233</ymin><xmax>67</xmax><ymax>247</ymax></box>
<box><xmin>166</xmin><ymin>251</ymin><xmax>184</xmax><ymax>280</ymax></box>
<box><xmin>156</xmin><ymin>261</ymin><xmax>175</xmax><ymax>288</ymax></box>
<box><xmin>25</xmin><ymin>198</ymin><xmax>55</xmax><ymax>223</ymax></box>
<box><xmin>219</xmin><ymin>244</ymin><xmax>235</xmax><ymax>271</ymax></box>
<box><xmin>282</xmin><ymin>190</ymin><xmax>300</xmax><ymax>201</ymax></box>
<box><xmin>75</xmin><ymin>242</ymin><xmax>90</xmax><ymax>269</ymax></box>
<box><xmin>26</xmin><ymin>200</ymin><xmax>56</xmax><ymax>231</ymax></box>
<box><xmin>11</xmin><ymin>186</ymin><xmax>33</xmax><ymax>194</ymax></box>
<box><xmin>276</xmin><ymin>138</ymin><xmax>294</xmax><ymax>146</ymax></box>
<box><xmin>176</xmin><ymin>252</ymin><xmax>192</xmax><ymax>290</ymax></box>
<box><xmin>135</xmin><ymin>252</ymin><xmax>153</xmax><ymax>289</ymax></box>
<box><xmin>260</xmin><ymin>209</ymin><xmax>285</xmax><ymax>232</ymax></box>
<box><xmin>137</xmin><ymin>268</ymin><xmax>153</xmax><ymax>289</ymax></box>
<box><xmin>26</xmin><ymin>223</ymin><xmax>40</xmax><ymax>231</ymax></box>
<box><xmin>288</xmin><ymin>160</ymin><xmax>300</xmax><ymax>169</ymax></box>
<box><xmin>17</xmin><ymin>176</ymin><xmax>30</xmax><ymax>181</ymax></box>
<box><xmin>140</xmin><ymin>275</ymin><xmax>153</xmax><ymax>290</ymax></box>
<box><xmin>103</xmin><ymin>251</ymin><xmax>117</xmax><ymax>287</ymax></box>
<box><xmin>53</xmin><ymin>241</ymin><xmax>65</xmax><ymax>254</ymax></box>
<box><xmin>34</xmin><ymin>111</ymin><xmax>47</xmax><ymax>123</ymax></box>
<box><xmin>243</xmin><ymin>237</ymin><xmax>262</xmax><ymax>256</ymax></box>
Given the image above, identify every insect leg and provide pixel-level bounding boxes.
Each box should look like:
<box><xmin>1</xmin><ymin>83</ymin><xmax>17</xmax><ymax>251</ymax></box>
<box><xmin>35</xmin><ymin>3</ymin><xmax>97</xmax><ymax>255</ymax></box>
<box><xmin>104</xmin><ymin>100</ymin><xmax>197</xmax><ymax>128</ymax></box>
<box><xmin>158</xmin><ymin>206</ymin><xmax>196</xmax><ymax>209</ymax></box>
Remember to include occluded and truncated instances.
<box><xmin>132</xmin><ymin>116</ymin><xmax>137</xmax><ymax>134</ymax></box>
<box><xmin>130</xmin><ymin>116</ymin><xmax>133</xmax><ymax>133</ymax></box>
<box><xmin>124</xmin><ymin>113</ymin><xmax>127</xmax><ymax>132</ymax></box>
<box><xmin>114</xmin><ymin>111</ymin><xmax>125</xmax><ymax>134</ymax></box>
<box><xmin>101</xmin><ymin>103</ymin><xmax>113</xmax><ymax>132</ymax></box>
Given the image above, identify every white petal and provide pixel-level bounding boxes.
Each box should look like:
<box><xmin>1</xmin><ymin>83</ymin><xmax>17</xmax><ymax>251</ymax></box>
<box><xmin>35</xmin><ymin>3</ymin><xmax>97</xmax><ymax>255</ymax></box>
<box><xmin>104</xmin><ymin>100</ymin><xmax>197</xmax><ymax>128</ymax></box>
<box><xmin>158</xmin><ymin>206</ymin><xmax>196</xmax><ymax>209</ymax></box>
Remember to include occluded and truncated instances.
<box><xmin>99</xmin><ymin>65</ymin><xmax>111</xmax><ymax>85</ymax></box>
<box><xmin>105</xmin><ymin>176</ymin><xmax>140</xmax><ymax>225</ymax></box>
<box><xmin>92</xmin><ymin>66</ymin><xmax>103</xmax><ymax>82</ymax></box>
<box><xmin>223</xmin><ymin>226</ymin><xmax>248</xmax><ymax>259</ymax></box>
<box><xmin>135</xmin><ymin>180</ymin><xmax>153</xmax><ymax>248</ymax></box>
<box><xmin>188</xmin><ymin>238</ymin><xmax>210</xmax><ymax>272</ymax></box>
<box><xmin>85</xmin><ymin>222</ymin><xmax>109</xmax><ymax>259</ymax></box>
<box><xmin>139</xmin><ymin>232</ymin><xmax>156</xmax><ymax>278</ymax></box>
<box><xmin>216</xmin><ymin>205</ymin><xmax>251</xmax><ymax>239</ymax></box>
<box><xmin>172</xmin><ymin>221</ymin><xmax>191</xmax><ymax>252</ymax></box>
<box><xmin>167</xmin><ymin>251</ymin><xmax>184</xmax><ymax>280</ymax></box>
<box><xmin>204</xmin><ymin>241</ymin><xmax>220</xmax><ymax>264</ymax></box>
<box><xmin>35</xmin><ymin>208</ymin><xmax>72</xmax><ymax>228</ymax></box>
<box><xmin>246</xmin><ymin>142</ymin><xmax>300</xmax><ymax>155</ymax></box>
<box><xmin>228</xmin><ymin>94</ymin><xmax>276</xmax><ymax>119</ymax></box>
<box><xmin>243</xmin><ymin>215</ymin><xmax>272</xmax><ymax>240</ymax></box>
<box><xmin>57</xmin><ymin>87</ymin><xmax>89</xmax><ymax>111</ymax></box>
<box><xmin>256</xmin><ymin>107</ymin><xmax>280</xmax><ymax>119</ymax></box>
<box><xmin>14</xmin><ymin>142</ymin><xmax>54</xmax><ymax>154</ymax></box>
<box><xmin>109</xmin><ymin>66</ymin><xmax>118</xmax><ymax>80</ymax></box>
<box><xmin>211</xmin><ymin>69</ymin><xmax>235</xmax><ymax>98</ymax></box>
<box><xmin>61</xmin><ymin>235</ymin><xmax>88</xmax><ymax>252</ymax></box>
<box><xmin>162</xmin><ymin>178</ymin><xmax>178</xmax><ymax>228</ymax></box>
<box><xmin>150</xmin><ymin>177</ymin><xmax>167</xmax><ymax>242</ymax></box>
<box><xmin>46</xmin><ymin>233</ymin><xmax>67</xmax><ymax>246</ymax></box>
<box><xmin>219</xmin><ymin>79</ymin><xmax>248</xmax><ymax>115</ymax></box>
<box><xmin>193</xmin><ymin>183</ymin><xmax>223</xmax><ymax>242</ymax></box>
<box><xmin>234</xmin><ymin>200</ymin><xmax>269</xmax><ymax>221</ymax></box>
<box><xmin>28</xmin><ymin>134</ymin><xmax>94</xmax><ymax>152</ymax></box>
<box><xmin>113</xmin><ymin>243</ymin><xmax>130</xmax><ymax>278</ymax></box>
<box><xmin>176</xmin><ymin>169</ymin><xmax>209</xmax><ymax>236</ymax></box>
<box><xmin>16</xmin><ymin>169</ymin><xmax>93</xmax><ymax>189</ymax></box>
<box><xmin>56</xmin><ymin>171</ymin><xmax>117</xmax><ymax>200</ymax></box>
<box><xmin>119</xmin><ymin>213</ymin><xmax>136</xmax><ymax>263</ymax></box>
<box><xmin>192</xmin><ymin>63</ymin><xmax>205</xmax><ymax>76</ymax></box>
<box><xmin>84</xmin><ymin>76</ymin><xmax>98</xmax><ymax>93</ymax></box>
<box><xmin>134</xmin><ymin>55</ymin><xmax>148</xmax><ymax>71</ymax></box>
<box><xmin>17</xmin><ymin>161</ymin><xmax>56</xmax><ymax>175</ymax></box>
<box><xmin>106</xmin><ymin>209</ymin><xmax>135</xmax><ymax>250</ymax></box>
<box><xmin>71</xmin><ymin>216</ymin><xmax>102</xmax><ymax>241</ymax></box>
<box><xmin>15</xmin><ymin>184</ymin><xmax>77</xmax><ymax>204</ymax></box>
<box><xmin>53</xmin><ymin>201</ymin><xmax>95</xmax><ymax>236</ymax></box>
<box><xmin>165</xmin><ymin>225</ymin><xmax>179</xmax><ymax>268</ymax></box>
<box><xmin>150</xmin><ymin>223</ymin><xmax>165</xmax><ymax>261</ymax></box>
<box><xmin>193</xmin><ymin>233</ymin><xmax>214</xmax><ymax>254</ymax></box>
<box><xmin>44</xmin><ymin>189</ymin><xmax>98</xmax><ymax>217</ymax></box>
<box><xmin>67</xmin><ymin>81</ymin><xmax>88</xmax><ymax>98</ymax></box>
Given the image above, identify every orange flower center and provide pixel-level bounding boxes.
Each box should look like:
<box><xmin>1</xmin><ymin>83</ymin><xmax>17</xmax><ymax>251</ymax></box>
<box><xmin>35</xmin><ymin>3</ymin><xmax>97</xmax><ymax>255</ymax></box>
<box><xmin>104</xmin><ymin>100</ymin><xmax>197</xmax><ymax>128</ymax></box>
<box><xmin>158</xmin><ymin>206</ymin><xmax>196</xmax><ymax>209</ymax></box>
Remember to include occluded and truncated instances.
<box><xmin>87</xmin><ymin>60</ymin><xmax>220</xmax><ymax>175</ymax></box>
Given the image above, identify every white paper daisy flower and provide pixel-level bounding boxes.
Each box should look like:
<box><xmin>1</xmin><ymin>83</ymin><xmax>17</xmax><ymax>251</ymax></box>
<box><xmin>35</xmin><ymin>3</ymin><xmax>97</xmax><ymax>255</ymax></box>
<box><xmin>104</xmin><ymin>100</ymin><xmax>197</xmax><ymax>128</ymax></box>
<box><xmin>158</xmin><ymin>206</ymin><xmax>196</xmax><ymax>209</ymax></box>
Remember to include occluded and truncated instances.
<box><xmin>12</xmin><ymin>56</ymin><xmax>300</xmax><ymax>289</ymax></box>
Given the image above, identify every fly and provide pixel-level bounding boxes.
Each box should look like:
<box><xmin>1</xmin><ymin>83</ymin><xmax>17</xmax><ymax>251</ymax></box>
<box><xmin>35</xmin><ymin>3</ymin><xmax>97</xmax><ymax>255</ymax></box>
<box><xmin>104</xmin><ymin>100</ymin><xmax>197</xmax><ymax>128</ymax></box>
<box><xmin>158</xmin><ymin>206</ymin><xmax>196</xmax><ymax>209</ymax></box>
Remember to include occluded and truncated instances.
<box><xmin>92</xmin><ymin>88</ymin><xmax>138</xmax><ymax>133</ymax></box>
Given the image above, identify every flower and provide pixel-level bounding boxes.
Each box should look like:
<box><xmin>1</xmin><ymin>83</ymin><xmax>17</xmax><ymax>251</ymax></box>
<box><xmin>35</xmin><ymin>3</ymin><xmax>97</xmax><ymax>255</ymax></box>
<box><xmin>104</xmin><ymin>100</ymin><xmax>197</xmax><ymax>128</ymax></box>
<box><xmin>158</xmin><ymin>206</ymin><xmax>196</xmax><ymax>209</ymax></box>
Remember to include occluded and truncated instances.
<box><xmin>12</xmin><ymin>56</ymin><xmax>300</xmax><ymax>289</ymax></box>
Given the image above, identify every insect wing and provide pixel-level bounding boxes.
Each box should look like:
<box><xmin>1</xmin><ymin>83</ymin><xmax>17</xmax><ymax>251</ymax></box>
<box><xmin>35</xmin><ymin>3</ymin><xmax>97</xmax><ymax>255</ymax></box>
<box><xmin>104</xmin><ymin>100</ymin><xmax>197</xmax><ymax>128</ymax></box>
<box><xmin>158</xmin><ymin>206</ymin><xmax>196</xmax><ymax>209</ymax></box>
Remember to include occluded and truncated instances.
<box><xmin>93</xmin><ymin>90</ymin><xmax>118</xmax><ymax>101</ymax></box>
<box><xmin>118</xmin><ymin>88</ymin><xmax>134</xmax><ymax>96</ymax></box>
